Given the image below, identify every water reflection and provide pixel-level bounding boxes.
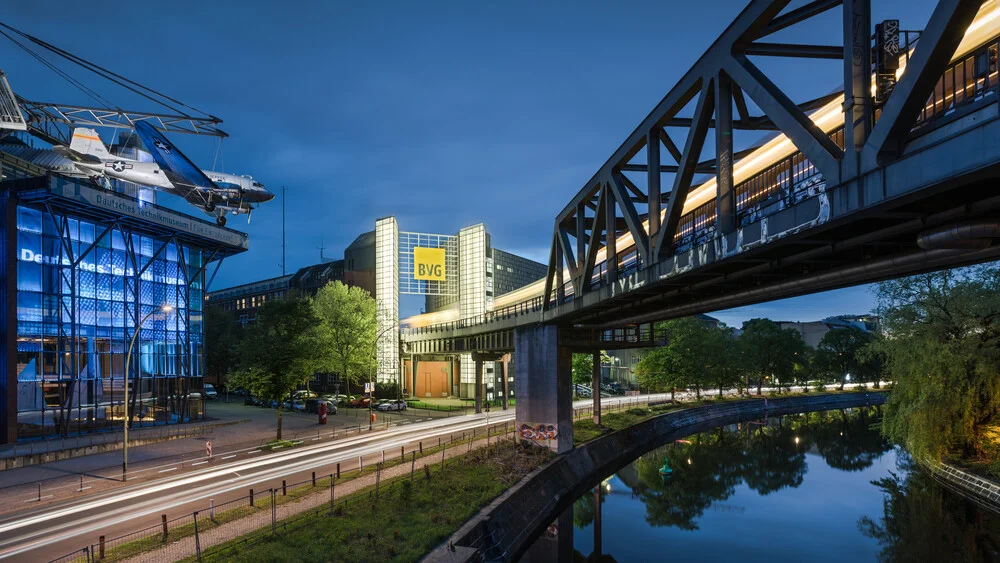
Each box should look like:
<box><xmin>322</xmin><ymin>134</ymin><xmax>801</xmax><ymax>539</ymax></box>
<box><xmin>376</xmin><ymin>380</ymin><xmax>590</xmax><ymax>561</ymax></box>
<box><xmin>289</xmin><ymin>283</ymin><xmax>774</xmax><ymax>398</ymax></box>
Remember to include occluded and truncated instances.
<box><xmin>859</xmin><ymin>455</ymin><xmax>1000</xmax><ymax>561</ymax></box>
<box><xmin>523</xmin><ymin>408</ymin><xmax>1000</xmax><ymax>562</ymax></box>
<box><xmin>624</xmin><ymin>408</ymin><xmax>889</xmax><ymax>532</ymax></box>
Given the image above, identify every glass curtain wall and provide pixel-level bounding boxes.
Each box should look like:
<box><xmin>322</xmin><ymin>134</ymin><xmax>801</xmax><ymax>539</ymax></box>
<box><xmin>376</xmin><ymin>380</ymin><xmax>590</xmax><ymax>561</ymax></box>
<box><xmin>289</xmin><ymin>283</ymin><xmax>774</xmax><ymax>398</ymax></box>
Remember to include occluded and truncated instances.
<box><xmin>14</xmin><ymin>204</ymin><xmax>205</xmax><ymax>440</ymax></box>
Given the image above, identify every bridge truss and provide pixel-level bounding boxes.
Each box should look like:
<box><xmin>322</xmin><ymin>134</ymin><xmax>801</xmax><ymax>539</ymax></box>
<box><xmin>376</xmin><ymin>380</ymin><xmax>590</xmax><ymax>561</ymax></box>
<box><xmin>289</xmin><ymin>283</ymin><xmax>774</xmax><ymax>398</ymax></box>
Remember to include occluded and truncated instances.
<box><xmin>543</xmin><ymin>0</ymin><xmax>984</xmax><ymax>315</ymax></box>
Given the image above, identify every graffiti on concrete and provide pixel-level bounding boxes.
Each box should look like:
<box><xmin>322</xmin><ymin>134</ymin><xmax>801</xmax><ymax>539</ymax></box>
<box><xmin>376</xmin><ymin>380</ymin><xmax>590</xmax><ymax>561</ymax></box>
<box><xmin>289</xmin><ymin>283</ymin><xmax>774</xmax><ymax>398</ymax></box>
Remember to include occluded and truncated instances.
<box><xmin>519</xmin><ymin>423</ymin><xmax>558</xmax><ymax>441</ymax></box>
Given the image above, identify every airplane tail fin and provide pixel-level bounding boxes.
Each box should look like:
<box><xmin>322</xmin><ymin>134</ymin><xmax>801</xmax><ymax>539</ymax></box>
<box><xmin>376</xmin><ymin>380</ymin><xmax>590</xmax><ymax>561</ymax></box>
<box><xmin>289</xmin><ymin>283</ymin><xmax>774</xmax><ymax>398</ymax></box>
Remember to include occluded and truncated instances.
<box><xmin>69</xmin><ymin>128</ymin><xmax>111</xmax><ymax>160</ymax></box>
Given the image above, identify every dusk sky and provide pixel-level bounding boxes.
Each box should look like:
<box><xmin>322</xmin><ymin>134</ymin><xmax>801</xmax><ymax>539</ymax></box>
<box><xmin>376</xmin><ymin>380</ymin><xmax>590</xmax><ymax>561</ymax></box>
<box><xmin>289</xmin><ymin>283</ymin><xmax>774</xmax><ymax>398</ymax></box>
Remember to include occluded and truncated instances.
<box><xmin>4</xmin><ymin>0</ymin><xmax>941</xmax><ymax>325</ymax></box>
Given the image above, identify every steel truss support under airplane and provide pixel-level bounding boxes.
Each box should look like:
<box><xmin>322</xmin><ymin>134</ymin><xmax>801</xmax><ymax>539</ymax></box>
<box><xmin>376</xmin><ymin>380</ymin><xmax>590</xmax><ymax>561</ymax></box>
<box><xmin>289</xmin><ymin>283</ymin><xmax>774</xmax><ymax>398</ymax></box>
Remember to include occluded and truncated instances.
<box><xmin>542</xmin><ymin>0</ymin><xmax>984</xmax><ymax>310</ymax></box>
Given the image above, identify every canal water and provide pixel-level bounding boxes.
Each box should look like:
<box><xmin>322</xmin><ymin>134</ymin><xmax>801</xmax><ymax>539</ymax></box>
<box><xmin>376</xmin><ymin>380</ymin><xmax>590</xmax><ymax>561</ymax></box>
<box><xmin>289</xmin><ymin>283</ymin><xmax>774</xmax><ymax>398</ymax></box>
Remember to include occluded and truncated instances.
<box><xmin>522</xmin><ymin>408</ymin><xmax>1000</xmax><ymax>562</ymax></box>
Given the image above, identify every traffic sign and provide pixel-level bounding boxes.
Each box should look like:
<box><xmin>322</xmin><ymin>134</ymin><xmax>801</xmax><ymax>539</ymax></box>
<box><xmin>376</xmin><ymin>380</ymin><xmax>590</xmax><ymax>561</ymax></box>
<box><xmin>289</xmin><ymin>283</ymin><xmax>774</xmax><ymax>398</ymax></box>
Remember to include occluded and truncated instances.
<box><xmin>364</xmin><ymin>382</ymin><xmax>374</xmax><ymax>394</ymax></box>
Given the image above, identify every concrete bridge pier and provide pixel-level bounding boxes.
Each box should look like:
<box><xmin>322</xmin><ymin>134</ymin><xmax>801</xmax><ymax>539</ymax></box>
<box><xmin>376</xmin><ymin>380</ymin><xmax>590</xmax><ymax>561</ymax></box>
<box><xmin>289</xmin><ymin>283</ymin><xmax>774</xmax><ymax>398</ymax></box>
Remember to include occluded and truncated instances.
<box><xmin>472</xmin><ymin>352</ymin><xmax>504</xmax><ymax>414</ymax></box>
<box><xmin>513</xmin><ymin>325</ymin><xmax>573</xmax><ymax>453</ymax></box>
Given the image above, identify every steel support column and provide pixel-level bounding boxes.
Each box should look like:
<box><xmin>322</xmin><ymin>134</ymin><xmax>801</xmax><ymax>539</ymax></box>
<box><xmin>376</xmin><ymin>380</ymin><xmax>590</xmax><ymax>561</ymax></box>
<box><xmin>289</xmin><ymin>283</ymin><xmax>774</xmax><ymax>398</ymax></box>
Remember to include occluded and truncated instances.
<box><xmin>501</xmin><ymin>356</ymin><xmax>509</xmax><ymax>410</ymax></box>
<box><xmin>605</xmin><ymin>183</ymin><xmax>617</xmax><ymax>283</ymax></box>
<box><xmin>715</xmin><ymin>71</ymin><xmax>736</xmax><ymax>236</ymax></box>
<box><xmin>0</xmin><ymin>195</ymin><xmax>15</xmax><ymax>444</ymax></box>
<box><xmin>647</xmin><ymin>130</ymin><xmax>662</xmax><ymax>257</ymax></box>
<box><xmin>474</xmin><ymin>359</ymin><xmax>483</xmax><ymax>414</ymax></box>
<box><xmin>842</xmin><ymin>0</ymin><xmax>872</xmax><ymax>180</ymax></box>
<box><xmin>863</xmin><ymin>0</ymin><xmax>982</xmax><ymax>167</ymax></box>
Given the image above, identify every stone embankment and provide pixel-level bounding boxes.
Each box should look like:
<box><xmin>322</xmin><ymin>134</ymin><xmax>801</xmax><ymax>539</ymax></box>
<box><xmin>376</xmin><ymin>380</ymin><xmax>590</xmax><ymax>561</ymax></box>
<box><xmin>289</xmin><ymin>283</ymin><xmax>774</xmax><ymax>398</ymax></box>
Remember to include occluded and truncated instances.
<box><xmin>426</xmin><ymin>392</ymin><xmax>886</xmax><ymax>563</ymax></box>
<box><xmin>925</xmin><ymin>460</ymin><xmax>1000</xmax><ymax>514</ymax></box>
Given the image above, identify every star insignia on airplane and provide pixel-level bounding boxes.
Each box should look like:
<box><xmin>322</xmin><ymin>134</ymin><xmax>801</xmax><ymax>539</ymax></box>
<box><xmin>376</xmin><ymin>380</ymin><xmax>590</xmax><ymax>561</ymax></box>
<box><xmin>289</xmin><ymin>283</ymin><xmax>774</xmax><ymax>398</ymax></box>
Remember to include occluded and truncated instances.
<box><xmin>153</xmin><ymin>139</ymin><xmax>172</xmax><ymax>153</ymax></box>
<box><xmin>106</xmin><ymin>160</ymin><xmax>133</xmax><ymax>172</ymax></box>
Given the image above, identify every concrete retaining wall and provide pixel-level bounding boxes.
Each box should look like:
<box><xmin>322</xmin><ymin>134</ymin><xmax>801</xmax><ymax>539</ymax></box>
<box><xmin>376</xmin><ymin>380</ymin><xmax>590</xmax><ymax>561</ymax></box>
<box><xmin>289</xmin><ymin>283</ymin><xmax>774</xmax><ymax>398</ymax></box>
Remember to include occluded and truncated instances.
<box><xmin>425</xmin><ymin>392</ymin><xmax>886</xmax><ymax>563</ymax></box>
<box><xmin>0</xmin><ymin>419</ymin><xmax>246</xmax><ymax>471</ymax></box>
<box><xmin>925</xmin><ymin>460</ymin><xmax>1000</xmax><ymax>514</ymax></box>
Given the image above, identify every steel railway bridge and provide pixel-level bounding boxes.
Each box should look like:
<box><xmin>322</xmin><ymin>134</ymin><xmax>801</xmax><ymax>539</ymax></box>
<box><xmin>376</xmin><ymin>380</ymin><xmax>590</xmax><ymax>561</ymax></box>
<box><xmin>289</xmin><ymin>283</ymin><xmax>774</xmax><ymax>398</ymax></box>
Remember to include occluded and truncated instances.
<box><xmin>402</xmin><ymin>0</ymin><xmax>1000</xmax><ymax>451</ymax></box>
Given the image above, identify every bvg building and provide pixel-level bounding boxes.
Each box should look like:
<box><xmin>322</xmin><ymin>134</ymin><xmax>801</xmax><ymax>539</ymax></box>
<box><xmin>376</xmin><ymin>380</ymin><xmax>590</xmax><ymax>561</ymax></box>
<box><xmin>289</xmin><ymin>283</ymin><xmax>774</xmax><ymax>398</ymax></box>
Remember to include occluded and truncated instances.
<box><xmin>0</xmin><ymin>160</ymin><xmax>247</xmax><ymax>444</ymax></box>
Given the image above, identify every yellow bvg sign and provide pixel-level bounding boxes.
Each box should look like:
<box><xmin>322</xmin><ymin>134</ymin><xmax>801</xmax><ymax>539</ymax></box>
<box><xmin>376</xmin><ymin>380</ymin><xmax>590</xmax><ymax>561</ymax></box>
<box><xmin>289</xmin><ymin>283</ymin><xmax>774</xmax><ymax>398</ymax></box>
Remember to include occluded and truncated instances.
<box><xmin>413</xmin><ymin>247</ymin><xmax>446</xmax><ymax>281</ymax></box>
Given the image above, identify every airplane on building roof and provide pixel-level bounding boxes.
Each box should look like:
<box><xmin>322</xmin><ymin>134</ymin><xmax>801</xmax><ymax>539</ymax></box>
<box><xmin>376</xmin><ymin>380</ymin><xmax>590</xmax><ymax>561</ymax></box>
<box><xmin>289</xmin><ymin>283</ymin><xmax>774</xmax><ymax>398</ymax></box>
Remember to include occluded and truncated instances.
<box><xmin>55</xmin><ymin>123</ymin><xmax>273</xmax><ymax>226</ymax></box>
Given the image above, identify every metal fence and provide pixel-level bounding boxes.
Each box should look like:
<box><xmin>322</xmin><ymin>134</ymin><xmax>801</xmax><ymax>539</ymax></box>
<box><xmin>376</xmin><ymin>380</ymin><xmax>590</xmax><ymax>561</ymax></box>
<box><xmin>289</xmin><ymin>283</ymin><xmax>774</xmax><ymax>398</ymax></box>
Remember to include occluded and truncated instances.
<box><xmin>47</xmin><ymin>423</ymin><xmax>519</xmax><ymax>563</ymax></box>
<box><xmin>0</xmin><ymin>417</ymin><xmax>415</xmax><ymax>513</ymax></box>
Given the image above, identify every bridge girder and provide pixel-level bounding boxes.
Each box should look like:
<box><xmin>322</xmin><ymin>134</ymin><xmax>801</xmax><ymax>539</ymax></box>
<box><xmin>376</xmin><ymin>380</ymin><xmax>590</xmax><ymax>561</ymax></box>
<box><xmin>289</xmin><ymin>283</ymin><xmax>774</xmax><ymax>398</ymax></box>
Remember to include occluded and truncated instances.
<box><xmin>542</xmin><ymin>0</ymin><xmax>984</xmax><ymax>310</ymax></box>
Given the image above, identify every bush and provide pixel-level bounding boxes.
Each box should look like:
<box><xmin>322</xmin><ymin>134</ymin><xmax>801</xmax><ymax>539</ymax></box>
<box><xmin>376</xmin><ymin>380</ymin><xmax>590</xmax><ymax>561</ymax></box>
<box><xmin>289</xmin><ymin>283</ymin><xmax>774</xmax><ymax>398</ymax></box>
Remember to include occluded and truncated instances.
<box><xmin>374</xmin><ymin>382</ymin><xmax>400</xmax><ymax>400</ymax></box>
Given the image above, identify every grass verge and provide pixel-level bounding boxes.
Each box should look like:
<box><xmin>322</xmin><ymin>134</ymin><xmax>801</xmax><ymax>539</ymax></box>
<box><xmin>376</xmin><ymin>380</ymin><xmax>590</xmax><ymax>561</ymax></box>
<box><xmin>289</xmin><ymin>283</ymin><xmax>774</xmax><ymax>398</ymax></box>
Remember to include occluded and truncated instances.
<box><xmin>195</xmin><ymin>440</ymin><xmax>552</xmax><ymax>562</ymax></box>
<box><xmin>86</xmin><ymin>426</ymin><xmax>517</xmax><ymax>563</ymax></box>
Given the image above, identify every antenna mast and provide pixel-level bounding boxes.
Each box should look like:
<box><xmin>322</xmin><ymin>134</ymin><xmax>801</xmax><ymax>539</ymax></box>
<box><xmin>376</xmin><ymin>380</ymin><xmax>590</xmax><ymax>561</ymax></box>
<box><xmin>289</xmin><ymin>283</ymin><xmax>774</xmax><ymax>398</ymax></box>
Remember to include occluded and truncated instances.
<box><xmin>281</xmin><ymin>186</ymin><xmax>286</xmax><ymax>275</ymax></box>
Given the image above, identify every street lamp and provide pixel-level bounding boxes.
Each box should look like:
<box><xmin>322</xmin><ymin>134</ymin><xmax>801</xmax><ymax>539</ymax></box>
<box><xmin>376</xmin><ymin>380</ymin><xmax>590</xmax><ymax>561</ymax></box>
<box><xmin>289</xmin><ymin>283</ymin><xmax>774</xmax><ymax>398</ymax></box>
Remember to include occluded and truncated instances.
<box><xmin>122</xmin><ymin>304</ymin><xmax>173</xmax><ymax>481</ymax></box>
<box><xmin>368</xmin><ymin>322</ymin><xmax>398</xmax><ymax>431</ymax></box>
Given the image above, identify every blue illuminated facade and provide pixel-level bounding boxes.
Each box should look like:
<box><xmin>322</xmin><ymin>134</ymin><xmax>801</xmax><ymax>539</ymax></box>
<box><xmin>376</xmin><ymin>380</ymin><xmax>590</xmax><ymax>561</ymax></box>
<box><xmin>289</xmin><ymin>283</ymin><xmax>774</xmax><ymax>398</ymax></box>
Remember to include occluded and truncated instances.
<box><xmin>0</xmin><ymin>171</ymin><xmax>247</xmax><ymax>443</ymax></box>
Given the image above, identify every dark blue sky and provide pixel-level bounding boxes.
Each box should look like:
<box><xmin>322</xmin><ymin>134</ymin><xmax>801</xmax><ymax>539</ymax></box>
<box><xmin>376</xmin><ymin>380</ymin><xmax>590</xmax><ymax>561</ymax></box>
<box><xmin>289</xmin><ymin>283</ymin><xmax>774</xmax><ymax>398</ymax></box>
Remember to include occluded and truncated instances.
<box><xmin>4</xmin><ymin>0</ymin><xmax>940</xmax><ymax>326</ymax></box>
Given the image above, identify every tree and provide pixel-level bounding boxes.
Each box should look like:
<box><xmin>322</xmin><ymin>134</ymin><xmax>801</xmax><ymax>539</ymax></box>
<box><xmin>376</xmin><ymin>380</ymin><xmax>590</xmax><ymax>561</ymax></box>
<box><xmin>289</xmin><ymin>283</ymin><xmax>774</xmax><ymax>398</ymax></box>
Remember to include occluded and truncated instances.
<box><xmin>702</xmin><ymin>324</ymin><xmax>740</xmax><ymax>398</ymax></box>
<box><xmin>571</xmin><ymin>351</ymin><xmax>611</xmax><ymax>387</ymax></box>
<box><xmin>875</xmin><ymin>265</ymin><xmax>1000</xmax><ymax>460</ymax></box>
<box><xmin>812</xmin><ymin>327</ymin><xmax>873</xmax><ymax>390</ymax></box>
<box><xmin>204</xmin><ymin>305</ymin><xmax>241</xmax><ymax>390</ymax></box>
<box><xmin>227</xmin><ymin>298</ymin><xmax>323</xmax><ymax>440</ymax></box>
<box><xmin>738</xmin><ymin>319</ymin><xmax>806</xmax><ymax>394</ymax></box>
<box><xmin>636</xmin><ymin>319</ymin><xmax>697</xmax><ymax>400</ymax></box>
<box><xmin>312</xmin><ymin>281</ymin><xmax>378</xmax><ymax>397</ymax></box>
<box><xmin>636</xmin><ymin>346</ymin><xmax>674</xmax><ymax>398</ymax></box>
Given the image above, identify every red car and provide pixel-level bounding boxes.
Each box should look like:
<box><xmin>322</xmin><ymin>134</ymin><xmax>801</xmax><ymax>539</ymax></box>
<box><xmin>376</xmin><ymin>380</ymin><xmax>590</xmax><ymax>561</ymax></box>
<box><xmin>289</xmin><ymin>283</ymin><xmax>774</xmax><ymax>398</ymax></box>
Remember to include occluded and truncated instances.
<box><xmin>348</xmin><ymin>397</ymin><xmax>374</xmax><ymax>408</ymax></box>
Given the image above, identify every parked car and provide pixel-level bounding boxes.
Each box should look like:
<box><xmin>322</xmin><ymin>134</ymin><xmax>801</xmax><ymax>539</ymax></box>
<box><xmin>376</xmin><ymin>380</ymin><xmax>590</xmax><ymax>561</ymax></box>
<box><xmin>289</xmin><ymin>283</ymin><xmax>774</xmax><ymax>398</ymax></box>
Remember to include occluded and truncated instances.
<box><xmin>293</xmin><ymin>390</ymin><xmax>318</xmax><ymax>399</ymax></box>
<box><xmin>203</xmin><ymin>384</ymin><xmax>218</xmax><ymax>400</ymax></box>
<box><xmin>348</xmin><ymin>396</ymin><xmax>374</xmax><ymax>409</ymax></box>
<box><xmin>282</xmin><ymin>399</ymin><xmax>307</xmax><ymax>412</ymax></box>
<box><xmin>376</xmin><ymin>400</ymin><xmax>407</xmax><ymax>412</ymax></box>
<box><xmin>307</xmin><ymin>398</ymin><xmax>339</xmax><ymax>415</ymax></box>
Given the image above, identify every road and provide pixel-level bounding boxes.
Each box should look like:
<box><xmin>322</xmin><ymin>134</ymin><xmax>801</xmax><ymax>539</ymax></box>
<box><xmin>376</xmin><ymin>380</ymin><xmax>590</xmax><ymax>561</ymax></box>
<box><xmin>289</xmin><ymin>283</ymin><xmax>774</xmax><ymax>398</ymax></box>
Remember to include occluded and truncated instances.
<box><xmin>0</xmin><ymin>394</ymin><xmax>665</xmax><ymax>561</ymax></box>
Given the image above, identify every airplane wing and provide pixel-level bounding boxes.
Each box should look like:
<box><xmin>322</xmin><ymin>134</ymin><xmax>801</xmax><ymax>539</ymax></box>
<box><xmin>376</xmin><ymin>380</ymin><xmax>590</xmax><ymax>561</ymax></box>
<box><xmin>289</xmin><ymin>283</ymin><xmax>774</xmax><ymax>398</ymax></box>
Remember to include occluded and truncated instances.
<box><xmin>133</xmin><ymin>121</ymin><xmax>217</xmax><ymax>207</ymax></box>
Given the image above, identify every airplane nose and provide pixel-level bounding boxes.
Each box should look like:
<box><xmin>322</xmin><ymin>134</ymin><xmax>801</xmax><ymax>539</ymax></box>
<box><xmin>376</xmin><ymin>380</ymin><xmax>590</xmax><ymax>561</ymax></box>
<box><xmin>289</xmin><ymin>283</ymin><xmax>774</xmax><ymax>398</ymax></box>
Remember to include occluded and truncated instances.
<box><xmin>262</xmin><ymin>188</ymin><xmax>275</xmax><ymax>202</ymax></box>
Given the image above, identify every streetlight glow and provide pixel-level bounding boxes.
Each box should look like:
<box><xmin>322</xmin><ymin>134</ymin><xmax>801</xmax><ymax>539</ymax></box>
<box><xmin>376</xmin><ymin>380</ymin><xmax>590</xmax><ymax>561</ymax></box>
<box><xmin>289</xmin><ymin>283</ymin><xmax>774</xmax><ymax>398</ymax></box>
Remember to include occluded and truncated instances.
<box><xmin>122</xmin><ymin>303</ymin><xmax>173</xmax><ymax>481</ymax></box>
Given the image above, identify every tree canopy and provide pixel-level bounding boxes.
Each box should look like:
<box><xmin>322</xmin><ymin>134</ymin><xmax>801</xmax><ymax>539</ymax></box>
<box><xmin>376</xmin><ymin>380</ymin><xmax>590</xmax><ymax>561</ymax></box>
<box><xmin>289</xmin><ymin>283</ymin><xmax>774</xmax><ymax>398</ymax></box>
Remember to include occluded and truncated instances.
<box><xmin>738</xmin><ymin>318</ymin><xmax>807</xmax><ymax>394</ymax></box>
<box><xmin>227</xmin><ymin>297</ymin><xmax>323</xmax><ymax>440</ymax></box>
<box><xmin>312</xmin><ymin>281</ymin><xmax>378</xmax><ymax>395</ymax></box>
<box><xmin>571</xmin><ymin>351</ymin><xmax>611</xmax><ymax>387</ymax></box>
<box><xmin>812</xmin><ymin>326</ymin><xmax>874</xmax><ymax>389</ymax></box>
<box><xmin>204</xmin><ymin>305</ymin><xmax>241</xmax><ymax>390</ymax></box>
<box><xmin>635</xmin><ymin>318</ymin><xmax>741</xmax><ymax>399</ymax></box>
<box><xmin>875</xmin><ymin>265</ymin><xmax>1000</xmax><ymax>460</ymax></box>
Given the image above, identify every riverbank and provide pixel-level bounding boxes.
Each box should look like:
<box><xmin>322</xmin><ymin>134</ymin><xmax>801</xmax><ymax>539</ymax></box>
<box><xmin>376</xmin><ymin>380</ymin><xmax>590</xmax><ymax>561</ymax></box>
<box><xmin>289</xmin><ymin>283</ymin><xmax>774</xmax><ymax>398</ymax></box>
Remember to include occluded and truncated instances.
<box><xmin>428</xmin><ymin>391</ymin><xmax>886</xmax><ymax>562</ymax></box>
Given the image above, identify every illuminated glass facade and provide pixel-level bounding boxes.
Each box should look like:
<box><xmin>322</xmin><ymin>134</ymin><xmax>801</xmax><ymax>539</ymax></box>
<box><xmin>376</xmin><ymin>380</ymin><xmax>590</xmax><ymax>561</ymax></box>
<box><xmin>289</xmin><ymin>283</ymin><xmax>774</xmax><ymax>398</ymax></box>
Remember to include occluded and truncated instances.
<box><xmin>14</xmin><ymin>204</ymin><xmax>206</xmax><ymax>440</ymax></box>
<box><xmin>0</xmin><ymin>173</ymin><xmax>247</xmax><ymax>443</ymax></box>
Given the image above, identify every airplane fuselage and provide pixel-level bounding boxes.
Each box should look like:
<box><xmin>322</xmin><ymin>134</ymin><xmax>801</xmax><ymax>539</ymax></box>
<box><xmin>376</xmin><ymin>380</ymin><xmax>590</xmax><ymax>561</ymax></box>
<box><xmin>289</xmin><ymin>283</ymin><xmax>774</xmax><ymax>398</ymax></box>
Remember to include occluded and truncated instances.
<box><xmin>73</xmin><ymin>158</ymin><xmax>274</xmax><ymax>204</ymax></box>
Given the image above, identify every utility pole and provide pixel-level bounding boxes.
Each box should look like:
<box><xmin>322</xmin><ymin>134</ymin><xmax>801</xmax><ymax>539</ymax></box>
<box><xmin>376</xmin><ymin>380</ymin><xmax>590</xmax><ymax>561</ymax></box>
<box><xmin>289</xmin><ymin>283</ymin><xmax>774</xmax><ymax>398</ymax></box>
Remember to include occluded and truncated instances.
<box><xmin>281</xmin><ymin>186</ymin><xmax>287</xmax><ymax>275</ymax></box>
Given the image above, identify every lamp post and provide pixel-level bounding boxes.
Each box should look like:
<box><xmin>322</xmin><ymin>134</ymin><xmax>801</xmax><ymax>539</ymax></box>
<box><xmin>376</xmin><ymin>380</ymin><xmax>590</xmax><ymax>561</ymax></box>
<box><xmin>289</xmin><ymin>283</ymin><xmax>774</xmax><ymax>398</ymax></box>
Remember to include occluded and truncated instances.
<box><xmin>122</xmin><ymin>304</ymin><xmax>173</xmax><ymax>481</ymax></box>
<box><xmin>368</xmin><ymin>322</ymin><xmax>398</xmax><ymax>431</ymax></box>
